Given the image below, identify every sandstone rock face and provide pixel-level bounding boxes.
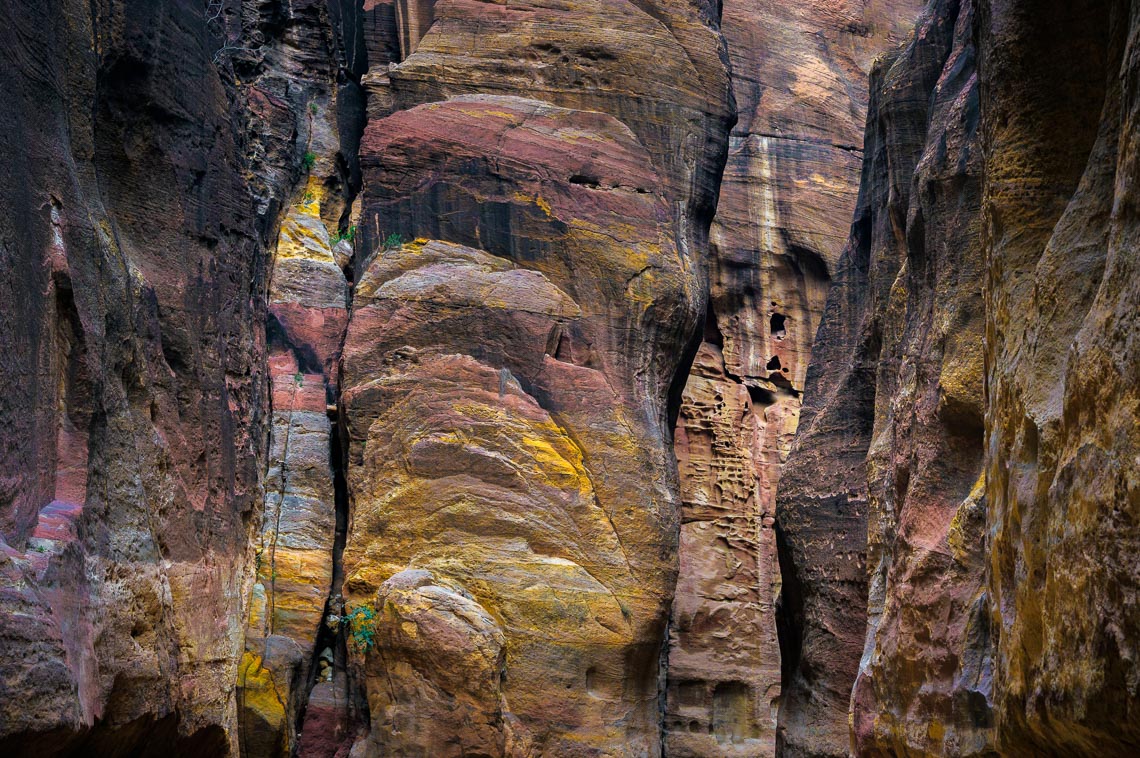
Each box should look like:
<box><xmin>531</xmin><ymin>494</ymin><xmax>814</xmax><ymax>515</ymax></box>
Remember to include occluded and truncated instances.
<box><xmin>849</xmin><ymin>2</ymin><xmax>992</xmax><ymax>754</ymax></box>
<box><xmin>0</xmin><ymin>0</ymin><xmax>267</xmax><ymax>752</ymax></box>
<box><xmin>5</xmin><ymin>1</ymin><xmax>1140</xmax><ymax>756</ymax></box>
<box><xmin>206</xmin><ymin>3</ymin><xmax>362</xmax><ymax>755</ymax></box>
<box><xmin>775</xmin><ymin>0</ymin><xmax>982</xmax><ymax>754</ymax></box>
<box><xmin>979</xmin><ymin>0</ymin><xmax>1140</xmax><ymax>752</ymax></box>
<box><xmin>335</xmin><ymin>2</ymin><xmax>734</xmax><ymax>750</ymax></box>
<box><xmin>339</xmin><ymin>85</ymin><xmax>728</xmax><ymax>755</ymax></box>
<box><xmin>664</xmin><ymin>2</ymin><xmax>922</xmax><ymax>756</ymax></box>
<box><xmin>778</xmin><ymin>0</ymin><xmax>1140</xmax><ymax>755</ymax></box>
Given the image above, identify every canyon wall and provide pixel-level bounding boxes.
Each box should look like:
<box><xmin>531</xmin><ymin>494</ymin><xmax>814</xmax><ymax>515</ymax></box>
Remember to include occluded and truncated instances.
<box><xmin>0</xmin><ymin>0</ymin><xmax>269</xmax><ymax>753</ymax></box>
<box><xmin>664</xmin><ymin>2</ymin><xmax>921</xmax><ymax>756</ymax></box>
<box><xmin>778</xmin><ymin>0</ymin><xmax>1140</xmax><ymax>756</ymax></box>
<box><xmin>336</xmin><ymin>3</ymin><xmax>733</xmax><ymax>754</ymax></box>
<box><xmin>980</xmin><ymin>0</ymin><xmax>1139</xmax><ymax>751</ymax></box>
<box><xmin>1</xmin><ymin>0</ymin><xmax>1138</xmax><ymax>756</ymax></box>
<box><xmin>779</xmin><ymin>0</ymin><xmax>984</xmax><ymax>747</ymax></box>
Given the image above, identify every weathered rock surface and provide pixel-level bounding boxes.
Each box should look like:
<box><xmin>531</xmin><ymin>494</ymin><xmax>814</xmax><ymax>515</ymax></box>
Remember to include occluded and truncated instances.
<box><xmin>980</xmin><ymin>0</ymin><xmax>1140</xmax><ymax>752</ymax></box>
<box><xmin>0</xmin><ymin>0</ymin><xmax>267</xmax><ymax>752</ymax></box>
<box><xmin>849</xmin><ymin>2</ymin><xmax>992</xmax><ymax>754</ymax></box>
<box><xmin>4</xmin><ymin>0</ymin><xmax>1140</xmax><ymax>756</ymax></box>
<box><xmin>779</xmin><ymin>0</ymin><xmax>1140</xmax><ymax>755</ymax></box>
<box><xmin>339</xmin><ymin>77</ymin><xmax>729</xmax><ymax>753</ymax></box>
<box><xmin>664</xmin><ymin>1</ymin><xmax>922</xmax><ymax>756</ymax></box>
<box><xmin>775</xmin><ymin>0</ymin><xmax>983</xmax><ymax>754</ymax></box>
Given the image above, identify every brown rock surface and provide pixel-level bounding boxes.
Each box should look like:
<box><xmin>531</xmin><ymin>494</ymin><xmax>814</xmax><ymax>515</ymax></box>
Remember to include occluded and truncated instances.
<box><xmin>339</xmin><ymin>83</ymin><xmax>727</xmax><ymax>754</ymax></box>
<box><xmin>778</xmin><ymin>0</ymin><xmax>1140</xmax><ymax>755</ymax></box>
<box><xmin>0</xmin><ymin>0</ymin><xmax>267</xmax><ymax>752</ymax></box>
<box><xmin>3</xmin><ymin>0</ymin><xmax>1140</xmax><ymax>756</ymax></box>
<box><xmin>979</xmin><ymin>0</ymin><xmax>1140</xmax><ymax>752</ymax></box>
<box><xmin>665</xmin><ymin>1</ymin><xmax>922</xmax><ymax>756</ymax></box>
<box><xmin>848</xmin><ymin>1</ymin><xmax>992</xmax><ymax>754</ymax></box>
<box><xmin>774</xmin><ymin>0</ymin><xmax>977</xmax><ymax>754</ymax></box>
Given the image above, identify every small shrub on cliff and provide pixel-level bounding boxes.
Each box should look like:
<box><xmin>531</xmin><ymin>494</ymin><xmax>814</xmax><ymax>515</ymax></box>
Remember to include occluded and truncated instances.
<box><xmin>341</xmin><ymin>604</ymin><xmax>377</xmax><ymax>652</ymax></box>
<box><xmin>332</xmin><ymin>225</ymin><xmax>357</xmax><ymax>245</ymax></box>
<box><xmin>382</xmin><ymin>233</ymin><xmax>403</xmax><ymax>251</ymax></box>
<box><xmin>301</xmin><ymin>151</ymin><xmax>316</xmax><ymax>172</ymax></box>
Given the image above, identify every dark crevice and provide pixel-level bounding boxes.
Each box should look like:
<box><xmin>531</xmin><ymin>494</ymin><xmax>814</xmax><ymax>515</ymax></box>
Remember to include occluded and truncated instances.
<box><xmin>703</xmin><ymin>301</ymin><xmax>724</xmax><ymax>348</ymax></box>
<box><xmin>770</xmin><ymin>312</ymin><xmax>787</xmax><ymax>340</ymax></box>
<box><xmin>773</xmin><ymin>521</ymin><xmax>804</xmax><ymax>753</ymax></box>
<box><xmin>295</xmin><ymin>421</ymin><xmax>353</xmax><ymax>753</ymax></box>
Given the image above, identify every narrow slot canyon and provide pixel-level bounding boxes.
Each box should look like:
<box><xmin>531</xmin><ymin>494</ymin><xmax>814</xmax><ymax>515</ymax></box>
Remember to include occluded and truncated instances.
<box><xmin>0</xmin><ymin>0</ymin><xmax>1137</xmax><ymax>757</ymax></box>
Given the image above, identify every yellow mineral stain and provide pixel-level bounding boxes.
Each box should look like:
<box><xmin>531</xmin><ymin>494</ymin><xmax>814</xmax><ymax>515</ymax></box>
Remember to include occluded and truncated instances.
<box><xmin>237</xmin><ymin>652</ymin><xmax>286</xmax><ymax>726</ymax></box>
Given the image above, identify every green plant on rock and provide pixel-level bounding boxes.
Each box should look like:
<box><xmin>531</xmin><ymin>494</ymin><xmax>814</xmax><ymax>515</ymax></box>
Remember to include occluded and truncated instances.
<box><xmin>301</xmin><ymin>151</ymin><xmax>316</xmax><ymax>171</ymax></box>
<box><xmin>343</xmin><ymin>604</ymin><xmax>377</xmax><ymax>652</ymax></box>
<box><xmin>331</xmin><ymin>224</ymin><xmax>357</xmax><ymax>245</ymax></box>
<box><xmin>382</xmin><ymin>232</ymin><xmax>403</xmax><ymax>251</ymax></box>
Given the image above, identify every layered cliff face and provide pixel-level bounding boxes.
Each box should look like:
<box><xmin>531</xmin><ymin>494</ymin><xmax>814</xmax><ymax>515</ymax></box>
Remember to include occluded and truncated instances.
<box><xmin>335</xmin><ymin>4</ymin><xmax>733</xmax><ymax>754</ymax></box>
<box><xmin>778</xmin><ymin>0</ymin><xmax>1140</xmax><ymax>755</ymax></box>
<box><xmin>848</xmin><ymin>1</ymin><xmax>990</xmax><ymax>754</ymax></box>
<box><xmin>3</xmin><ymin>0</ymin><xmax>1139</xmax><ymax>756</ymax></box>
<box><xmin>980</xmin><ymin>0</ymin><xmax>1140</xmax><ymax>751</ymax></box>
<box><xmin>776</xmin><ymin>0</ymin><xmax>988</xmax><ymax>754</ymax></box>
<box><xmin>664</xmin><ymin>3</ymin><xmax>922</xmax><ymax>755</ymax></box>
<box><xmin>0</xmin><ymin>1</ymin><xmax>267</xmax><ymax>752</ymax></box>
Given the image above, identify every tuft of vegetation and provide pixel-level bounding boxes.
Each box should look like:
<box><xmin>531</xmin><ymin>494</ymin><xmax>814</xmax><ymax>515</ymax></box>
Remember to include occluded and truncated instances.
<box><xmin>301</xmin><ymin>151</ymin><xmax>317</xmax><ymax>171</ymax></box>
<box><xmin>309</xmin><ymin>102</ymin><xmax>319</xmax><ymax>115</ymax></box>
<box><xmin>382</xmin><ymin>233</ymin><xmax>404</xmax><ymax>251</ymax></box>
<box><xmin>294</xmin><ymin>372</ymin><xmax>303</xmax><ymax>387</ymax></box>
<box><xmin>343</xmin><ymin>604</ymin><xmax>377</xmax><ymax>651</ymax></box>
<box><xmin>331</xmin><ymin>225</ymin><xmax>357</xmax><ymax>245</ymax></box>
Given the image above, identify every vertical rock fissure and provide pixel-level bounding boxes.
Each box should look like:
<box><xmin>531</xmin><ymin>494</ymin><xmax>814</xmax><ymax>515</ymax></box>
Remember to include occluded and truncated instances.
<box><xmin>291</xmin><ymin>4</ymin><xmax>369</xmax><ymax>748</ymax></box>
<box><xmin>294</xmin><ymin>417</ymin><xmax>354</xmax><ymax>750</ymax></box>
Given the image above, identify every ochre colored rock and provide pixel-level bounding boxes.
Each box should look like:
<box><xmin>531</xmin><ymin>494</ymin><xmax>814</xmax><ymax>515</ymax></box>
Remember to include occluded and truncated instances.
<box><xmin>340</xmin><ymin>86</ymin><xmax>726</xmax><ymax>754</ymax></box>
<box><xmin>980</xmin><ymin>0</ymin><xmax>1140</xmax><ymax>752</ymax></box>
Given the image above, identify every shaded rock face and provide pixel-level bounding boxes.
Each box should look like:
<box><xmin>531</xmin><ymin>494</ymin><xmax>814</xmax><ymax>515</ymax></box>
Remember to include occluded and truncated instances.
<box><xmin>979</xmin><ymin>0</ymin><xmax>1140</xmax><ymax>752</ymax></box>
<box><xmin>776</xmin><ymin>0</ymin><xmax>984</xmax><ymax>754</ymax></box>
<box><xmin>0</xmin><ymin>0</ymin><xmax>267</xmax><ymax>753</ymax></box>
<box><xmin>848</xmin><ymin>2</ymin><xmax>991</xmax><ymax>754</ymax></box>
<box><xmin>339</xmin><ymin>16</ymin><xmax>733</xmax><ymax>745</ymax></box>
<box><xmin>664</xmin><ymin>1</ymin><xmax>923</xmax><ymax>756</ymax></box>
<box><xmin>778</xmin><ymin>0</ymin><xmax>1140</xmax><ymax>755</ymax></box>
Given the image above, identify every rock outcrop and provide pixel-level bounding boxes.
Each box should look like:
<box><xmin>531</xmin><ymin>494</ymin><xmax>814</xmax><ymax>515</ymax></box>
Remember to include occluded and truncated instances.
<box><xmin>664</xmin><ymin>2</ymin><xmax>922</xmax><ymax>756</ymax></box>
<box><xmin>980</xmin><ymin>0</ymin><xmax>1140</xmax><ymax>752</ymax></box>
<box><xmin>0</xmin><ymin>1</ymin><xmax>267</xmax><ymax>752</ymax></box>
<box><xmin>776</xmin><ymin>0</ymin><xmax>987</xmax><ymax>753</ymax></box>
<box><xmin>3</xmin><ymin>0</ymin><xmax>1139</xmax><ymax>756</ymax></box>
<box><xmin>337</xmin><ymin>0</ymin><xmax>735</xmax><ymax>743</ymax></box>
<box><xmin>778</xmin><ymin>0</ymin><xmax>1140</xmax><ymax>755</ymax></box>
<box><xmin>848</xmin><ymin>1</ymin><xmax>990</xmax><ymax>754</ymax></box>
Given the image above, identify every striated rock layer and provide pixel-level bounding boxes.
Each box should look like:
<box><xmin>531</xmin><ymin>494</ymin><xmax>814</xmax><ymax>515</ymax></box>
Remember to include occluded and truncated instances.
<box><xmin>0</xmin><ymin>0</ymin><xmax>268</xmax><ymax>753</ymax></box>
<box><xmin>980</xmin><ymin>0</ymin><xmax>1140</xmax><ymax>752</ymax></box>
<box><xmin>664</xmin><ymin>1</ymin><xmax>922</xmax><ymax>756</ymax></box>
<box><xmin>778</xmin><ymin>0</ymin><xmax>1140</xmax><ymax>755</ymax></box>
<box><xmin>337</xmin><ymin>0</ymin><xmax>735</xmax><ymax>743</ymax></box>
<box><xmin>777</xmin><ymin>0</ymin><xmax>990</xmax><ymax>753</ymax></box>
